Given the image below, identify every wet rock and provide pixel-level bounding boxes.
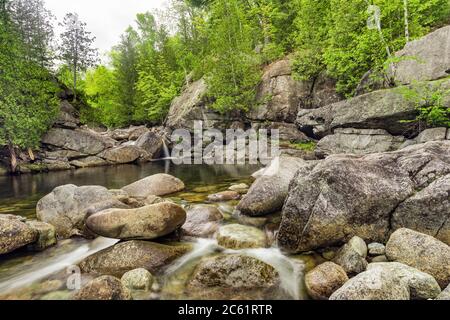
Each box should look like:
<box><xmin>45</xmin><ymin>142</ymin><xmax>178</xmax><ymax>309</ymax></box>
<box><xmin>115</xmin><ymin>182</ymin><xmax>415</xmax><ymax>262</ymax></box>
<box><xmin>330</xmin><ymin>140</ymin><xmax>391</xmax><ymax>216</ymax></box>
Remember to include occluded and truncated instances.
<box><xmin>122</xmin><ymin>174</ymin><xmax>185</xmax><ymax>199</ymax></box>
<box><xmin>316</xmin><ymin>128</ymin><xmax>405</xmax><ymax>158</ymax></box>
<box><xmin>86</xmin><ymin>203</ymin><xmax>186</xmax><ymax>240</ymax></box>
<box><xmin>237</xmin><ymin>157</ymin><xmax>312</xmax><ymax>217</ymax></box>
<box><xmin>386</xmin><ymin>228</ymin><xmax>450</xmax><ymax>289</ymax></box>
<box><xmin>26</xmin><ymin>221</ymin><xmax>57</xmax><ymax>251</ymax></box>
<box><xmin>305</xmin><ymin>262</ymin><xmax>349</xmax><ymax>300</ymax></box>
<box><xmin>79</xmin><ymin>240</ymin><xmax>191</xmax><ymax>277</ymax></box>
<box><xmin>187</xmin><ymin>254</ymin><xmax>279</xmax><ymax>299</ymax></box>
<box><xmin>333</xmin><ymin>237</ymin><xmax>368</xmax><ymax>275</ymax></box>
<box><xmin>181</xmin><ymin>205</ymin><xmax>223</xmax><ymax>238</ymax></box>
<box><xmin>135</xmin><ymin>132</ymin><xmax>163</xmax><ymax>159</ymax></box>
<box><xmin>367</xmin><ymin>262</ymin><xmax>441</xmax><ymax>300</ymax></box>
<box><xmin>278</xmin><ymin>141</ymin><xmax>450</xmax><ymax>253</ymax></box>
<box><xmin>0</xmin><ymin>216</ymin><xmax>38</xmax><ymax>255</ymax></box>
<box><xmin>368</xmin><ymin>243</ymin><xmax>386</xmax><ymax>256</ymax></box>
<box><xmin>121</xmin><ymin>268</ymin><xmax>154</xmax><ymax>291</ymax></box>
<box><xmin>98</xmin><ymin>145</ymin><xmax>143</xmax><ymax>164</ymax></box>
<box><xmin>42</xmin><ymin>128</ymin><xmax>114</xmax><ymax>155</ymax></box>
<box><xmin>36</xmin><ymin>184</ymin><xmax>117</xmax><ymax>238</ymax></box>
<box><xmin>74</xmin><ymin>276</ymin><xmax>132</xmax><ymax>300</ymax></box>
<box><xmin>329</xmin><ymin>268</ymin><xmax>410</xmax><ymax>300</ymax></box>
<box><xmin>390</xmin><ymin>25</ymin><xmax>450</xmax><ymax>84</ymax></box>
<box><xmin>207</xmin><ymin>191</ymin><xmax>241</xmax><ymax>202</ymax></box>
<box><xmin>70</xmin><ymin>156</ymin><xmax>108</xmax><ymax>168</ymax></box>
<box><xmin>216</xmin><ymin>224</ymin><xmax>268</xmax><ymax>250</ymax></box>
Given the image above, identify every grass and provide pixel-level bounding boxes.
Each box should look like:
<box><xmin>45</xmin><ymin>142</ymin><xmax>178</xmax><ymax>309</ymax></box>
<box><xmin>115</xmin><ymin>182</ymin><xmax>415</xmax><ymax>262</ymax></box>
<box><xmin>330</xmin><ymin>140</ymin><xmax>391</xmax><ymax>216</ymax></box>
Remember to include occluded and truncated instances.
<box><xmin>289</xmin><ymin>141</ymin><xmax>317</xmax><ymax>152</ymax></box>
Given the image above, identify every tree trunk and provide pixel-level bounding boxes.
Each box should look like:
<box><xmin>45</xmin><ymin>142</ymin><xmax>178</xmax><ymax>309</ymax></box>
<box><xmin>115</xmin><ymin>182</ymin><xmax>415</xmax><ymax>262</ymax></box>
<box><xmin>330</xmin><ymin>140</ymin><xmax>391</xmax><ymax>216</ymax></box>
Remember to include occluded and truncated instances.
<box><xmin>8</xmin><ymin>143</ymin><xmax>17</xmax><ymax>173</ymax></box>
<box><xmin>403</xmin><ymin>0</ymin><xmax>410</xmax><ymax>42</ymax></box>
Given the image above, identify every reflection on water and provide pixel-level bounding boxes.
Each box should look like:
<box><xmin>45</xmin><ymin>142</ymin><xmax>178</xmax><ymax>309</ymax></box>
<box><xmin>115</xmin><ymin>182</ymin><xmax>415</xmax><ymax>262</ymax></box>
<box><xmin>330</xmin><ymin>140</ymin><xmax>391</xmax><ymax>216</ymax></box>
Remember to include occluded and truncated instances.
<box><xmin>0</xmin><ymin>161</ymin><xmax>260</xmax><ymax>218</ymax></box>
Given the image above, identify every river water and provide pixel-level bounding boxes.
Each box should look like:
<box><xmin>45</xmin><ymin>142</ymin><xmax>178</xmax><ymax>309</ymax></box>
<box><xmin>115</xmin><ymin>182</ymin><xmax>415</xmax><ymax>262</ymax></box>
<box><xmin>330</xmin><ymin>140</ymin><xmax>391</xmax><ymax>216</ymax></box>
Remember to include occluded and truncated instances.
<box><xmin>0</xmin><ymin>161</ymin><xmax>320</xmax><ymax>300</ymax></box>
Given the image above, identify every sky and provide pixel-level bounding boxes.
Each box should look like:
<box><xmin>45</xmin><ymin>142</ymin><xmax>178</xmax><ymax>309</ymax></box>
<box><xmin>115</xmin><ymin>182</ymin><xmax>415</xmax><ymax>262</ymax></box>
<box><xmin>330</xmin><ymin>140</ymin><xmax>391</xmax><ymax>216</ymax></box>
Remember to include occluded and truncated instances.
<box><xmin>45</xmin><ymin>0</ymin><xmax>167</xmax><ymax>57</ymax></box>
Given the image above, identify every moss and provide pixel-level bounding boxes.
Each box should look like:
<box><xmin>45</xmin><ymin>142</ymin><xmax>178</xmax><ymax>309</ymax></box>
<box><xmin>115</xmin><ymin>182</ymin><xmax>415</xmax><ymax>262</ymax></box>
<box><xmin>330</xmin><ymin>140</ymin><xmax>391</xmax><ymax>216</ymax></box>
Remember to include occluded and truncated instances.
<box><xmin>289</xmin><ymin>141</ymin><xmax>317</xmax><ymax>152</ymax></box>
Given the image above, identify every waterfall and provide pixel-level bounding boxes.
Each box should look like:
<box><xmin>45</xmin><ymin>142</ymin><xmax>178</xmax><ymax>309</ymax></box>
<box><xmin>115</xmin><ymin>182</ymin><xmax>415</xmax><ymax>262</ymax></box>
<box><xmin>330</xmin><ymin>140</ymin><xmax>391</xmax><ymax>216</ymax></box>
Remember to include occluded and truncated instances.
<box><xmin>162</xmin><ymin>139</ymin><xmax>171</xmax><ymax>159</ymax></box>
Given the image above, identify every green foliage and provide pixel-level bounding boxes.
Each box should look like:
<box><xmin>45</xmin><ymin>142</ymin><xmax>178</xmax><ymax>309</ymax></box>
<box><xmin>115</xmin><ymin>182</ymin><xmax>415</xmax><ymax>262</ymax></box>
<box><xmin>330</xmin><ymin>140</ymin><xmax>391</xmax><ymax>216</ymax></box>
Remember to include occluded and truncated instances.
<box><xmin>289</xmin><ymin>141</ymin><xmax>317</xmax><ymax>152</ymax></box>
<box><xmin>0</xmin><ymin>0</ymin><xmax>59</xmax><ymax>153</ymax></box>
<box><xmin>399</xmin><ymin>81</ymin><xmax>450</xmax><ymax>128</ymax></box>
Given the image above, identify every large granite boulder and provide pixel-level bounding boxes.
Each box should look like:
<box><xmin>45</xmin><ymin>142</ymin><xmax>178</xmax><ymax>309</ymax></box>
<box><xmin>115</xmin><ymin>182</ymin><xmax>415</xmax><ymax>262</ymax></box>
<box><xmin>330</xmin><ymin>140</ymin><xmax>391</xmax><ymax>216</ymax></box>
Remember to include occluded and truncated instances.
<box><xmin>316</xmin><ymin>128</ymin><xmax>405</xmax><ymax>158</ymax></box>
<box><xmin>42</xmin><ymin>128</ymin><xmax>115</xmax><ymax>155</ymax></box>
<box><xmin>79</xmin><ymin>241</ymin><xmax>191</xmax><ymax>277</ymax></box>
<box><xmin>367</xmin><ymin>262</ymin><xmax>442</xmax><ymax>300</ymax></box>
<box><xmin>305</xmin><ymin>262</ymin><xmax>349</xmax><ymax>300</ymax></box>
<box><xmin>0</xmin><ymin>215</ymin><xmax>38</xmax><ymax>255</ymax></box>
<box><xmin>277</xmin><ymin>141</ymin><xmax>450</xmax><ymax>253</ymax></box>
<box><xmin>390</xmin><ymin>25</ymin><xmax>450</xmax><ymax>85</ymax></box>
<box><xmin>237</xmin><ymin>157</ymin><xmax>314</xmax><ymax>216</ymax></box>
<box><xmin>386</xmin><ymin>228</ymin><xmax>450</xmax><ymax>289</ymax></box>
<box><xmin>329</xmin><ymin>267</ymin><xmax>410</xmax><ymax>300</ymax></box>
<box><xmin>36</xmin><ymin>184</ymin><xmax>117</xmax><ymax>238</ymax></box>
<box><xmin>296</xmin><ymin>78</ymin><xmax>450</xmax><ymax>138</ymax></box>
<box><xmin>86</xmin><ymin>203</ymin><xmax>187</xmax><ymax>240</ymax></box>
<box><xmin>122</xmin><ymin>174</ymin><xmax>185</xmax><ymax>199</ymax></box>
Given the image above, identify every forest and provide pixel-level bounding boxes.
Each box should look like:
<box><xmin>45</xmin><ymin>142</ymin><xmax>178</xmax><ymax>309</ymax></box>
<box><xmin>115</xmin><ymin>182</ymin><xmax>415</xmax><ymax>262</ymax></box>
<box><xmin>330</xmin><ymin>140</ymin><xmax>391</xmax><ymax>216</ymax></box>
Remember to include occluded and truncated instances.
<box><xmin>1</xmin><ymin>0</ymin><xmax>449</xmax><ymax>154</ymax></box>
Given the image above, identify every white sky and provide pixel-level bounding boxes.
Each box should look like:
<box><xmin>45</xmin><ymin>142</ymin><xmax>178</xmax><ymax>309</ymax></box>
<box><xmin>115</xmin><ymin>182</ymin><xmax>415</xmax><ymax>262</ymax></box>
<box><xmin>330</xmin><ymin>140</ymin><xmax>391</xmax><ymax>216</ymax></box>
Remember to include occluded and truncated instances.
<box><xmin>45</xmin><ymin>0</ymin><xmax>168</xmax><ymax>57</ymax></box>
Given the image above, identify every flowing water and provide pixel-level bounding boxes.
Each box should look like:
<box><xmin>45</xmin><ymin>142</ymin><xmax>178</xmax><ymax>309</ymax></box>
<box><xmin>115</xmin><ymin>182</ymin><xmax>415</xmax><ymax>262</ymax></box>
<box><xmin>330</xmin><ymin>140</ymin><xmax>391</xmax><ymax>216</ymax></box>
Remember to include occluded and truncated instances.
<box><xmin>0</xmin><ymin>161</ymin><xmax>319</xmax><ymax>300</ymax></box>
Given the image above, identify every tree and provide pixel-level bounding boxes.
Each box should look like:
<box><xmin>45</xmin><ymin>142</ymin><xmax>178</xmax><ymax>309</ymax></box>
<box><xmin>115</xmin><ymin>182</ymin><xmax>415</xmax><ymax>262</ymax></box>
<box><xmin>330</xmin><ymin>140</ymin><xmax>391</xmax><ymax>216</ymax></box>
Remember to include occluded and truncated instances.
<box><xmin>0</xmin><ymin>0</ymin><xmax>59</xmax><ymax>172</ymax></box>
<box><xmin>10</xmin><ymin>0</ymin><xmax>55</xmax><ymax>67</ymax></box>
<box><xmin>59</xmin><ymin>13</ymin><xmax>98</xmax><ymax>102</ymax></box>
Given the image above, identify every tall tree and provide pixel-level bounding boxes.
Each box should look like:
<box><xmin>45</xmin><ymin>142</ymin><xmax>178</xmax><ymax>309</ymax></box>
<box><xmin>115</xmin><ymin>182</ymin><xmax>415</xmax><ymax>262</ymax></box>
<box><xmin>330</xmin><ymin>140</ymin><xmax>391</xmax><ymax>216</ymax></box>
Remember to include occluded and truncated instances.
<box><xmin>10</xmin><ymin>0</ymin><xmax>55</xmax><ymax>67</ymax></box>
<box><xmin>59</xmin><ymin>13</ymin><xmax>98</xmax><ymax>102</ymax></box>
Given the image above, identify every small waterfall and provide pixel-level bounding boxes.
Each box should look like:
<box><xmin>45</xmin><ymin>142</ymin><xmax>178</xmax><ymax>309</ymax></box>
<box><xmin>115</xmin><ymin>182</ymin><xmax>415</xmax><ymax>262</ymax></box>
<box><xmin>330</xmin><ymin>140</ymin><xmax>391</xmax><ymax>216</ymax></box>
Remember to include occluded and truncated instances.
<box><xmin>0</xmin><ymin>237</ymin><xmax>118</xmax><ymax>294</ymax></box>
<box><xmin>162</xmin><ymin>139</ymin><xmax>171</xmax><ymax>159</ymax></box>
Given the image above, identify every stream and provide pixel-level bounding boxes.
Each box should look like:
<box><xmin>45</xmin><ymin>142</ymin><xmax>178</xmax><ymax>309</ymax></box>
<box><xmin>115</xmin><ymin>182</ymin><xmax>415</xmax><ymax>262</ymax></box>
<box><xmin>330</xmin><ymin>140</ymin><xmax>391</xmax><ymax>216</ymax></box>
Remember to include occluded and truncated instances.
<box><xmin>0</xmin><ymin>161</ymin><xmax>320</xmax><ymax>300</ymax></box>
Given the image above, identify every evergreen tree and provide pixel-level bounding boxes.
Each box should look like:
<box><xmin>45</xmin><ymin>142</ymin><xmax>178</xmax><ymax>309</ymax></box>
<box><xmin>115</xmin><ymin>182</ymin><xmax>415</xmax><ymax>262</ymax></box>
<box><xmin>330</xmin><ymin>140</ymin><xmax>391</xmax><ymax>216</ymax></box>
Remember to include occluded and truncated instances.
<box><xmin>59</xmin><ymin>13</ymin><xmax>98</xmax><ymax>102</ymax></box>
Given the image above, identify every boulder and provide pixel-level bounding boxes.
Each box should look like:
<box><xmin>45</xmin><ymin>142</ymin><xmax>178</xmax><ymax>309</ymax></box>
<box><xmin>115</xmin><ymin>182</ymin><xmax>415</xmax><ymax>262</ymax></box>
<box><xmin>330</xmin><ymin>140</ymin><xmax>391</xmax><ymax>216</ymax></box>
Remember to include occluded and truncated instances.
<box><xmin>436</xmin><ymin>284</ymin><xmax>450</xmax><ymax>300</ymax></box>
<box><xmin>278</xmin><ymin>141</ymin><xmax>450</xmax><ymax>253</ymax></box>
<box><xmin>416</xmin><ymin>127</ymin><xmax>448</xmax><ymax>143</ymax></box>
<box><xmin>329</xmin><ymin>268</ymin><xmax>410</xmax><ymax>300</ymax></box>
<box><xmin>305</xmin><ymin>262</ymin><xmax>349</xmax><ymax>300</ymax></box>
<box><xmin>74</xmin><ymin>276</ymin><xmax>132</xmax><ymax>300</ymax></box>
<box><xmin>36</xmin><ymin>184</ymin><xmax>117</xmax><ymax>238</ymax></box>
<box><xmin>26</xmin><ymin>221</ymin><xmax>57</xmax><ymax>251</ymax></box>
<box><xmin>0</xmin><ymin>216</ymin><xmax>37</xmax><ymax>255</ymax></box>
<box><xmin>181</xmin><ymin>205</ymin><xmax>223</xmax><ymax>238</ymax></box>
<box><xmin>390</xmin><ymin>25</ymin><xmax>450</xmax><ymax>84</ymax></box>
<box><xmin>333</xmin><ymin>237</ymin><xmax>368</xmax><ymax>275</ymax></box>
<box><xmin>296</xmin><ymin>79</ymin><xmax>450</xmax><ymax>138</ymax></box>
<box><xmin>128</xmin><ymin>126</ymin><xmax>150</xmax><ymax>141</ymax></box>
<box><xmin>79</xmin><ymin>241</ymin><xmax>191</xmax><ymax>277</ymax></box>
<box><xmin>255</xmin><ymin>122</ymin><xmax>309</xmax><ymax>143</ymax></box>
<box><xmin>122</xmin><ymin>174</ymin><xmax>185</xmax><ymax>199</ymax></box>
<box><xmin>367</xmin><ymin>262</ymin><xmax>441</xmax><ymax>300</ymax></box>
<box><xmin>85</xmin><ymin>199</ymin><xmax>130</xmax><ymax>217</ymax></box>
<box><xmin>386</xmin><ymin>228</ymin><xmax>450</xmax><ymax>288</ymax></box>
<box><xmin>121</xmin><ymin>268</ymin><xmax>154</xmax><ymax>291</ymax></box>
<box><xmin>135</xmin><ymin>132</ymin><xmax>163</xmax><ymax>159</ymax></box>
<box><xmin>216</xmin><ymin>224</ymin><xmax>268</xmax><ymax>250</ymax></box>
<box><xmin>45</xmin><ymin>150</ymin><xmax>86</xmax><ymax>161</ymax></box>
<box><xmin>392</xmin><ymin>174</ymin><xmax>450</xmax><ymax>244</ymax></box>
<box><xmin>86</xmin><ymin>203</ymin><xmax>187</xmax><ymax>240</ymax></box>
<box><xmin>316</xmin><ymin>128</ymin><xmax>405</xmax><ymax>158</ymax></box>
<box><xmin>42</xmin><ymin>128</ymin><xmax>114</xmax><ymax>155</ymax></box>
<box><xmin>70</xmin><ymin>156</ymin><xmax>108</xmax><ymax>168</ymax></box>
<box><xmin>187</xmin><ymin>254</ymin><xmax>279</xmax><ymax>299</ymax></box>
<box><xmin>207</xmin><ymin>191</ymin><xmax>241</xmax><ymax>202</ymax></box>
<box><xmin>98</xmin><ymin>145</ymin><xmax>143</xmax><ymax>164</ymax></box>
<box><xmin>237</xmin><ymin>157</ymin><xmax>313</xmax><ymax>217</ymax></box>
<box><xmin>54</xmin><ymin>100</ymin><xmax>80</xmax><ymax>128</ymax></box>
<box><xmin>228</xmin><ymin>184</ymin><xmax>249</xmax><ymax>194</ymax></box>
